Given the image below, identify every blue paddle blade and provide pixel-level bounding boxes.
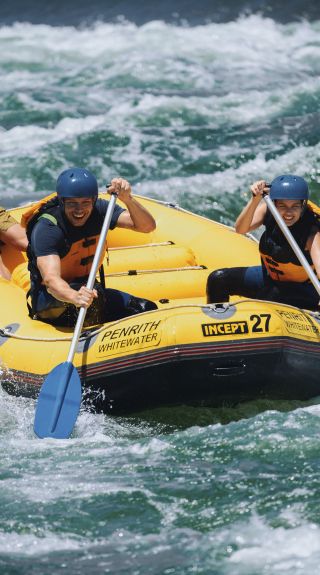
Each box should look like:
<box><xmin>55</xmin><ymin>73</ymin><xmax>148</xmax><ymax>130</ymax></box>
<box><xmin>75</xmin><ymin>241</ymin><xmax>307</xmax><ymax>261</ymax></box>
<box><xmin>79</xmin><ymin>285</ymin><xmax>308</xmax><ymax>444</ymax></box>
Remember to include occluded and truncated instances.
<box><xmin>34</xmin><ymin>362</ymin><xmax>82</xmax><ymax>439</ymax></box>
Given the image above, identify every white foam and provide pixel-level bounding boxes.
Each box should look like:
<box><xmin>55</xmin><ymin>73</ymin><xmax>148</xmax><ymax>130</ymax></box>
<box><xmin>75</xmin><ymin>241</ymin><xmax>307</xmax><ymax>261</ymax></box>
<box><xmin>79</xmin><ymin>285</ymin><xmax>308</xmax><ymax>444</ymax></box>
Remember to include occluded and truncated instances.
<box><xmin>135</xmin><ymin>141</ymin><xmax>320</xmax><ymax>206</ymax></box>
<box><xmin>0</xmin><ymin>15</ymin><xmax>319</xmax><ymax>206</ymax></box>
<box><xmin>1</xmin><ymin>17</ymin><xmax>319</xmax><ymax>70</ymax></box>
<box><xmin>0</xmin><ymin>114</ymin><xmax>107</xmax><ymax>155</ymax></box>
<box><xmin>228</xmin><ymin>515</ymin><xmax>320</xmax><ymax>572</ymax></box>
<box><xmin>0</xmin><ymin>531</ymin><xmax>85</xmax><ymax>556</ymax></box>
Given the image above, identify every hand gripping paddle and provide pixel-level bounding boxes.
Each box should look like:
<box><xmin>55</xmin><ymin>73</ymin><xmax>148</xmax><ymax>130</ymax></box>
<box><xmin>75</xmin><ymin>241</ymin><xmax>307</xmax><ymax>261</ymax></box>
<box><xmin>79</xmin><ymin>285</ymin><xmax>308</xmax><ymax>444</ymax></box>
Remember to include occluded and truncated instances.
<box><xmin>34</xmin><ymin>193</ymin><xmax>117</xmax><ymax>438</ymax></box>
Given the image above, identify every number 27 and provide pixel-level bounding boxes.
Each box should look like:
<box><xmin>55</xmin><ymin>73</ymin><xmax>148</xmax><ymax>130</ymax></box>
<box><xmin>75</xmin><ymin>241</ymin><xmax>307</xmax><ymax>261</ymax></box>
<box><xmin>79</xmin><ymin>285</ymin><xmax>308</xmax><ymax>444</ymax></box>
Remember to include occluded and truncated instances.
<box><xmin>250</xmin><ymin>314</ymin><xmax>271</xmax><ymax>332</ymax></box>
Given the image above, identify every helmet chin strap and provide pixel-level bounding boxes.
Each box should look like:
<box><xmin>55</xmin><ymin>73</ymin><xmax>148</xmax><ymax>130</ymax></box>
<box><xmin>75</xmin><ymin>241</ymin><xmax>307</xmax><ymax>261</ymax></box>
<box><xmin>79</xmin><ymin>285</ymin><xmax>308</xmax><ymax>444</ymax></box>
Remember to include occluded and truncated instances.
<box><xmin>301</xmin><ymin>199</ymin><xmax>308</xmax><ymax>215</ymax></box>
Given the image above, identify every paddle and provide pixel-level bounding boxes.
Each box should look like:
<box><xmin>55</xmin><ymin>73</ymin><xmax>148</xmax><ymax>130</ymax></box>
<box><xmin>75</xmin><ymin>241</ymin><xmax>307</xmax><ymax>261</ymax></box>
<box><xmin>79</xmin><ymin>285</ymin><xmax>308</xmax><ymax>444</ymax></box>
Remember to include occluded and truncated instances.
<box><xmin>263</xmin><ymin>193</ymin><xmax>320</xmax><ymax>297</ymax></box>
<box><xmin>34</xmin><ymin>192</ymin><xmax>118</xmax><ymax>439</ymax></box>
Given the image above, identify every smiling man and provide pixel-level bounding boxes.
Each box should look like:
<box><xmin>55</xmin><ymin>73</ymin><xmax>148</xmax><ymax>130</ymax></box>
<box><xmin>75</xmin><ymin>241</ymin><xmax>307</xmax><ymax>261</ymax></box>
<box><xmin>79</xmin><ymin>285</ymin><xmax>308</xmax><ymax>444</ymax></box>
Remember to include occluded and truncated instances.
<box><xmin>27</xmin><ymin>167</ymin><xmax>157</xmax><ymax>326</ymax></box>
<box><xmin>206</xmin><ymin>175</ymin><xmax>320</xmax><ymax>310</ymax></box>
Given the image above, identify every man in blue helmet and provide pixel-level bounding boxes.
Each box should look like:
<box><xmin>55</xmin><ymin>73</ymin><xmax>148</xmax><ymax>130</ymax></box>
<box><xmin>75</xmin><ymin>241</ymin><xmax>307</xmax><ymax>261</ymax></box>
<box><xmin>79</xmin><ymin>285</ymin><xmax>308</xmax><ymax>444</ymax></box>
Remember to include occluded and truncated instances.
<box><xmin>27</xmin><ymin>168</ymin><xmax>157</xmax><ymax>326</ymax></box>
<box><xmin>206</xmin><ymin>175</ymin><xmax>320</xmax><ymax>310</ymax></box>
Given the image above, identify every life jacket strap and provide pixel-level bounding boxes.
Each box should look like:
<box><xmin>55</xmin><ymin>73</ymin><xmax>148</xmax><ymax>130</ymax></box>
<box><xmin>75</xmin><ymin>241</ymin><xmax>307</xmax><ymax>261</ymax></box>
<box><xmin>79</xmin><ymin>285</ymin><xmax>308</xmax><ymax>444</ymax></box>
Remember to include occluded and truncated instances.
<box><xmin>99</xmin><ymin>264</ymin><xmax>106</xmax><ymax>290</ymax></box>
<box><xmin>38</xmin><ymin>213</ymin><xmax>58</xmax><ymax>225</ymax></box>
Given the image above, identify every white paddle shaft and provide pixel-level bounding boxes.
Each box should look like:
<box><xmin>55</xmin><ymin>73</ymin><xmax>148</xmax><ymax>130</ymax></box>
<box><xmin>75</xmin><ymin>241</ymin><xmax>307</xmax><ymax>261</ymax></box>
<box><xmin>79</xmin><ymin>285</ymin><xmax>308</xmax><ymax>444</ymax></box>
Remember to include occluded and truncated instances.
<box><xmin>264</xmin><ymin>194</ymin><xmax>320</xmax><ymax>298</ymax></box>
<box><xmin>67</xmin><ymin>193</ymin><xmax>117</xmax><ymax>362</ymax></box>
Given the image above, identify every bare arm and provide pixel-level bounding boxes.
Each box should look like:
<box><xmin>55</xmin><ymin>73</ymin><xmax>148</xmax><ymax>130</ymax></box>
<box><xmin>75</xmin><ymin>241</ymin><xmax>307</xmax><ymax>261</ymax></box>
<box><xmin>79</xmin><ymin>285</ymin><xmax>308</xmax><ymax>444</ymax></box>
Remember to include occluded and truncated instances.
<box><xmin>235</xmin><ymin>180</ymin><xmax>268</xmax><ymax>234</ymax></box>
<box><xmin>309</xmin><ymin>231</ymin><xmax>320</xmax><ymax>280</ymax></box>
<box><xmin>0</xmin><ymin>223</ymin><xmax>28</xmax><ymax>251</ymax></box>
<box><xmin>37</xmin><ymin>254</ymin><xmax>97</xmax><ymax>308</ymax></box>
<box><xmin>108</xmin><ymin>178</ymin><xmax>156</xmax><ymax>232</ymax></box>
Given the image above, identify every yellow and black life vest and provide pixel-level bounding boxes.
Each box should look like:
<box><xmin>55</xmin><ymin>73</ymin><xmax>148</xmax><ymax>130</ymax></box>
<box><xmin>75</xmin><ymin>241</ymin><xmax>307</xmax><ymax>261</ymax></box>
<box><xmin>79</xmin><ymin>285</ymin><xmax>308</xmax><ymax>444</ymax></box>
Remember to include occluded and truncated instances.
<box><xmin>259</xmin><ymin>203</ymin><xmax>320</xmax><ymax>283</ymax></box>
<box><xmin>25</xmin><ymin>195</ymin><xmax>107</xmax><ymax>314</ymax></box>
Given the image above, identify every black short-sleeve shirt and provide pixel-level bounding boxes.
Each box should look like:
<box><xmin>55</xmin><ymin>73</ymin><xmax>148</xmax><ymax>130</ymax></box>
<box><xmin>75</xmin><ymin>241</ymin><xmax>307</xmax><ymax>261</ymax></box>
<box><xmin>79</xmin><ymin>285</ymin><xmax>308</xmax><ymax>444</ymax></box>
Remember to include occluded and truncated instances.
<box><xmin>31</xmin><ymin>198</ymin><xmax>125</xmax><ymax>257</ymax></box>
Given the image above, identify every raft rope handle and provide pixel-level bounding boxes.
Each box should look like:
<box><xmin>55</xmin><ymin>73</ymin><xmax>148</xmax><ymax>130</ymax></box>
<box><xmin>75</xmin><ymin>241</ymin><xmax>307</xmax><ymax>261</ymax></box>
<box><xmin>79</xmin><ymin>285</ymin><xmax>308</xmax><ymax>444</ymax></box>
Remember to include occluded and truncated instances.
<box><xmin>106</xmin><ymin>265</ymin><xmax>207</xmax><ymax>277</ymax></box>
<box><xmin>109</xmin><ymin>241</ymin><xmax>174</xmax><ymax>250</ymax></box>
<box><xmin>0</xmin><ymin>328</ymin><xmax>73</xmax><ymax>342</ymax></box>
<box><xmin>0</xmin><ymin>302</ymin><xmax>227</xmax><ymax>342</ymax></box>
<box><xmin>1</xmin><ymin>299</ymin><xmax>319</xmax><ymax>342</ymax></box>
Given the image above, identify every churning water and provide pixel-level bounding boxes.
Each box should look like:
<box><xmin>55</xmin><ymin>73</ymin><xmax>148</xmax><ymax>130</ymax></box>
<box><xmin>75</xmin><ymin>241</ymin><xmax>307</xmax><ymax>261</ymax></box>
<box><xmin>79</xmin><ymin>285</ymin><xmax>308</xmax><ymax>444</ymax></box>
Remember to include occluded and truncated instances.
<box><xmin>1</xmin><ymin>1</ymin><xmax>320</xmax><ymax>572</ymax></box>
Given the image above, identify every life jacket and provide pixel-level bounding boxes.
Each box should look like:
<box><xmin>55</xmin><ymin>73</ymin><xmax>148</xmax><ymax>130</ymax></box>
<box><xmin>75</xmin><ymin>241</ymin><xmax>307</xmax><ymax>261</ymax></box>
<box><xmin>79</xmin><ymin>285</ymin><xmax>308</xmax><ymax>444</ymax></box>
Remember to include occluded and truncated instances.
<box><xmin>25</xmin><ymin>194</ymin><xmax>107</xmax><ymax>315</ymax></box>
<box><xmin>21</xmin><ymin>192</ymin><xmax>58</xmax><ymax>229</ymax></box>
<box><xmin>259</xmin><ymin>203</ymin><xmax>320</xmax><ymax>283</ymax></box>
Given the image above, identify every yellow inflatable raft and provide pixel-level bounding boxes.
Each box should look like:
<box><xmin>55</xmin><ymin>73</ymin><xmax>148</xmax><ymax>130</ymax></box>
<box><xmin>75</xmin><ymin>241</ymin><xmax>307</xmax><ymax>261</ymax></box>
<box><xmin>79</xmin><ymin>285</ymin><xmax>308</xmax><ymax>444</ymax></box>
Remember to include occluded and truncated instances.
<box><xmin>1</xmin><ymin>194</ymin><xmax>320</xmax><ymax>413</ymax></box>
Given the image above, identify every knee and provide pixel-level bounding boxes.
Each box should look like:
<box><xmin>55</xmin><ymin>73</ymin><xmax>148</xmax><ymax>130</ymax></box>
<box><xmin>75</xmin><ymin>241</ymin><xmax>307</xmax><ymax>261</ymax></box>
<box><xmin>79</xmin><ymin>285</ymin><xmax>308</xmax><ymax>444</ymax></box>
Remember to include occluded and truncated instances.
<box><xmin>127</xmin><ymin>296</ymin><xmax>158</xmax><ymax>315</ymax></box>
<box><xmin>207</xmin><ymin>268</ymin><xmax>229</xmax><ymax>290</ymax></box>
<box><xmin>206</xmin><ymin>268</ymin><xmax>230</xmax><ymax>303</ymax></box>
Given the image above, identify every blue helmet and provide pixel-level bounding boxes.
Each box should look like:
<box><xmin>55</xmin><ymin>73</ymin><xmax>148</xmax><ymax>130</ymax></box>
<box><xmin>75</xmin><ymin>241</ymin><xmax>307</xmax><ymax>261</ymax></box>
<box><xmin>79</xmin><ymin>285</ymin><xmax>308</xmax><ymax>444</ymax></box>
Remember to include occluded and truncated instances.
<box><xmin>269</xmin><ymin>175</ymin><xmax>309</xmax><ymax>201</ymax></box>
<box><xmin>56</xmin><ymin>167</ymin><xmax>98</xmax><ymax>199</ymax></box>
